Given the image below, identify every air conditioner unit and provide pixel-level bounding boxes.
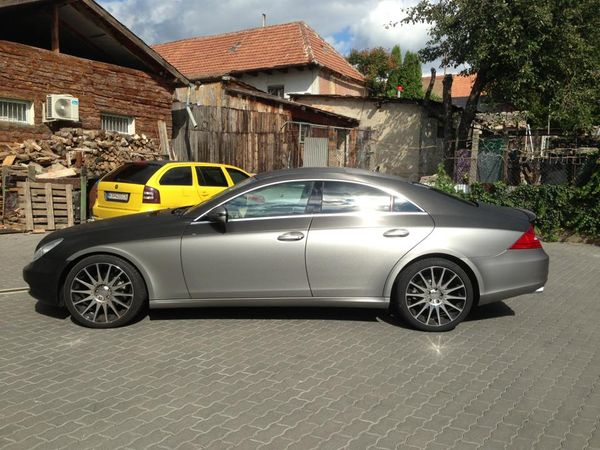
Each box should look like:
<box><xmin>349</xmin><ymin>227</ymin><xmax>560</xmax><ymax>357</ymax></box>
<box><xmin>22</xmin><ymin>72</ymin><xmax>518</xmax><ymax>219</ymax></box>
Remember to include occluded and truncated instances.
<box><xmin>45</xmin><ymin>94</ymin><xmax>79</xmax><ymax>122</ymax></box>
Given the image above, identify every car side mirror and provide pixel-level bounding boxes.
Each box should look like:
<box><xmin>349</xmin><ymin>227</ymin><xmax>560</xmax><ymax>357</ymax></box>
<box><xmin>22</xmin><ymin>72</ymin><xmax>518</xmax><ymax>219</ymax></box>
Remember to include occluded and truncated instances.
<box><xmin>206</xmin><ymin>206</ymin><xmax>228</xmax><ymax>228</ymax></box>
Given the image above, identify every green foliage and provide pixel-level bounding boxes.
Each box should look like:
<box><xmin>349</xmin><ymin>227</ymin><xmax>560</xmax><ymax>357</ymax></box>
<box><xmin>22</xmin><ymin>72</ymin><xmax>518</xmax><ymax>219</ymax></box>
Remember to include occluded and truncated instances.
<box><xmin>432</xmin><ymin>163</ymin><xmax>600</xmax><ymax>240</ymax></box>
<box><xmin>400</xmin><ymin>51</ymin><xmax>424</xmax><ymax>99</ymax></box>
<box><xmin>404</xmin><ymin>0</ymin><xmax>600</xmax><ymax>132</ymax></box>
<box><xmin>347</xmin><ymin>47</ymin><xmax>392</xmax><ymax>97</ymax></box>
<box><xmin>348</xmin><ymin>46</ymin><xmax>424</xmax><ymax>99</ymax></box>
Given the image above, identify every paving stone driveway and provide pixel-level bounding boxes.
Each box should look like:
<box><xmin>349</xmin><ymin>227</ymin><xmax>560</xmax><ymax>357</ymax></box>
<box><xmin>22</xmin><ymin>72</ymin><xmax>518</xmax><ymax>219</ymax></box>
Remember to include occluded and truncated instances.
<box><xmin>1</xmin><ymin>234</ymin><xmax>600</xmax><ymax>450</ymax></box>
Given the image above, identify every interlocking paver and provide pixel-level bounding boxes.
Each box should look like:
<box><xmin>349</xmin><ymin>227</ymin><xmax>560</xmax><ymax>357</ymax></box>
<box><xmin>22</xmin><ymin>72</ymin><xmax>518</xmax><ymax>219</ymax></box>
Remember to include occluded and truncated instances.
<box><xmin>1</xmin><ymin>237</ymin><xmax>600</xmax><ymax>448</ymax></box>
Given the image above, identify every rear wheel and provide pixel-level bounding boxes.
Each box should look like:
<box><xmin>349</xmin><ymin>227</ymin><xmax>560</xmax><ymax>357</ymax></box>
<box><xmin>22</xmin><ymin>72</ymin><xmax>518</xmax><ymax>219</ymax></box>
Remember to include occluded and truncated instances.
<box><xmin>63</xmin><ymin>255</ymin><xmax>147</xmax><ymax>328</ymax></box>
<box><xmin>394</xmin><ymin>258</ymin><xmax>474</xmax><ymax>332</ymax></box>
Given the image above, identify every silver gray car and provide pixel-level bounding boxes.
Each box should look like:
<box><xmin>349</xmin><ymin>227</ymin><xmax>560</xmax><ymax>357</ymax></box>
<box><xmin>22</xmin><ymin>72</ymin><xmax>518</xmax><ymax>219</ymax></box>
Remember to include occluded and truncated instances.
<box><xmin>23</xmin><ymin>167</ymin><xmax>549</xmax><ymax>331</ymax></box>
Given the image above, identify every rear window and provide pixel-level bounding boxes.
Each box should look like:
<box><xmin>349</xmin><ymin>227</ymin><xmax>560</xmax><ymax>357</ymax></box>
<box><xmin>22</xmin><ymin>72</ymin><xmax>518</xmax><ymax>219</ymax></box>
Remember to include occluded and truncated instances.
<box><xmin>102</xmin><ymin>163</ymin><xmax>160</xmax><ymax>185</ymax></box>
<box><xmin>414</xmin><ymin>183</ymin><xmax>477</xmax><ymax>206</ymax></box>
<box><xmin>227</xmin><ymin>168</ymin><xmax>249</xmax><ymax>184</ymax></box>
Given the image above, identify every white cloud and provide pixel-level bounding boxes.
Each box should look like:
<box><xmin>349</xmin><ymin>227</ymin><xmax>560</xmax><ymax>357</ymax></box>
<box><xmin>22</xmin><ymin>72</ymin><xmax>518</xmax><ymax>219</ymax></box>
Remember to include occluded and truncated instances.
<box><xmin>99</xmin><ymin>0</ymin><xmax>454</xmax><ymax>74</ymax></box>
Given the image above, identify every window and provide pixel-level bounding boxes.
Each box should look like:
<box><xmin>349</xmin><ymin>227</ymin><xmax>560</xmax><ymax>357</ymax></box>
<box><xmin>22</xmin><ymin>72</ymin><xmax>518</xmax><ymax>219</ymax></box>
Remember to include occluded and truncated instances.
<box><xmin>103</xmin><ymin>162</ymin><xmax>161</xmax><ymax>185</ymax></box>
<box><xmin>225</xmin><ymin>181</ymin><xmax>315</xmax><ymax>219</ymax></box>
<box><xmin>267</xmin><ymin>85</ymin><xmax>285</xmax><ymax>98</ymax></box>
<box><xmin>196</xmin><ymin>166</ymin><xmax>228</xmax><ymax>187</ymax></box>
<box><xmin>160</xmin><ymin>167</ymin><xmax>193</xmax><ymax>186</ymax></box>
<box><xmin>392</xmin><ymin>195</ymin><xmax>423</xmax><ymax>213</ymax></box>
<box><xmin>0</xmin><ymin>98</ymin><xmax>33</xmax><ymax>125</ymax></box>
<box><xmin>101</xmin><ymin>113</ymin><xmax>135</xmax><ymax>135</ymax></box>
<box><xmin>322</xmin><ymin>182</ymin><xmax>391</xmax><ymax>214</ymax></box>
<box><xmin>226</xmin><ymin>168</ymin><xmax>250</xmax><ymax>185</ymax></box>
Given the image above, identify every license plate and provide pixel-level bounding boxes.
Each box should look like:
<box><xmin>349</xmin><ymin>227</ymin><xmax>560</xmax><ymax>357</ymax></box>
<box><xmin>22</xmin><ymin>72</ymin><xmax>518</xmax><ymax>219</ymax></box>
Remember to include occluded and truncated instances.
<box><xmin>105</xmin><ymin>191</ymin><xmax>130</xmax><ymax>202</ymax></box>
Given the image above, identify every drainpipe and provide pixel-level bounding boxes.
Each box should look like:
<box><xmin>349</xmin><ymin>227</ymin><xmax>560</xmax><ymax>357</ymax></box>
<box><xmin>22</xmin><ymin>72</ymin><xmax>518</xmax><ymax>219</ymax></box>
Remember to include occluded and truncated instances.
<box><xmin>186</xmin><ymin>86</ymin><xmax>198</xmax><ymax>129</ymax></box>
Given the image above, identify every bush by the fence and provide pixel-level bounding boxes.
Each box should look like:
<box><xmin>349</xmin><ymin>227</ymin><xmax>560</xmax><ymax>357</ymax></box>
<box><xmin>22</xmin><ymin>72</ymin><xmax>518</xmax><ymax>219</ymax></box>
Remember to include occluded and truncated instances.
<box><xmin>433</xmin><ymin>158</ymin><xmax>600</xmax><ymax>241</ymax></box>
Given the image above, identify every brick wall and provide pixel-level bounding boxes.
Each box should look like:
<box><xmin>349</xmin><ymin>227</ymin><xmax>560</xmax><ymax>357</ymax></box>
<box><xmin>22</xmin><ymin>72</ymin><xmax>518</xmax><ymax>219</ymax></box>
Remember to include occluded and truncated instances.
<box><xmin>0</xmin><ymin>40</ymin><xmax>174</xmax><ymax>145</ymax></box>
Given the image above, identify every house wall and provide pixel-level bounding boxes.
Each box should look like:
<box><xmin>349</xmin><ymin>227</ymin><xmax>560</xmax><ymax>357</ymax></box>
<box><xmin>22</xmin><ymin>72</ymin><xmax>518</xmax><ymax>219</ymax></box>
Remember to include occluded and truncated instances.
<box><xmin>292</xmin><ymin>96</ymin><xmax>443</xmax><ymax>181</ymax></box>
<box><xmin>317</xmin><ymin>71</ymin><xmax>366</xmax><ymax>96</ymax></box>
<box><xmin>238</xmin><ymin>68</ymin><xmax>319</xmax><ymax>99</ymax></box>
<box><xmin>0</xmin><ymin>40</ymin><xmax>173</xmax><ymax>145</ymax></box>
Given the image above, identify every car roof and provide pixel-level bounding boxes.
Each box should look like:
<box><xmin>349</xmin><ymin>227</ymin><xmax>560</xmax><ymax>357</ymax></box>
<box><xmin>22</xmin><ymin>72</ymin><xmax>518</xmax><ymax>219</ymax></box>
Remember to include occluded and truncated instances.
<box><xmin>255</xmin><ymin>167</ymin><xmax>408</xmax><ymax>184</ymax></box>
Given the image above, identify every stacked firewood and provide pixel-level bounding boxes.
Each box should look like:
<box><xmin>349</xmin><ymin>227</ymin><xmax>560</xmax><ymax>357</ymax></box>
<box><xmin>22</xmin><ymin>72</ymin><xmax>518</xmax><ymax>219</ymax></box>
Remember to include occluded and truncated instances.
<box><xmin>0</xmin><ymin>128</ymin><xmax>165</xmax><ymax>179</ymax></box>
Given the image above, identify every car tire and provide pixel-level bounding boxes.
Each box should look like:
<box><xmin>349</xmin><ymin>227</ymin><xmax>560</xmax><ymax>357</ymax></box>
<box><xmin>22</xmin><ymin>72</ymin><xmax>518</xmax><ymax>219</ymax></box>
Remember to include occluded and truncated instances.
<box><xmin>394</xmin><ymin>258</ymin><xmax>474</xmax><ymax>332</ymax></box>
<box><xmin>63</xmin><ymin>255</ymin><xmax>147</xmax><ymax>328</ymax></box>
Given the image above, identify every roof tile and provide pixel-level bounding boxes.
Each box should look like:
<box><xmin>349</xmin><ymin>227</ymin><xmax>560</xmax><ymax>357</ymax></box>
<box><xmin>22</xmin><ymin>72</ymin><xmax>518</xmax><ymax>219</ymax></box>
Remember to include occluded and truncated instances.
<box><xmin>153</xmin><ymin>22</ymin><xmax>364</xmax><ymax>83</ymax></box>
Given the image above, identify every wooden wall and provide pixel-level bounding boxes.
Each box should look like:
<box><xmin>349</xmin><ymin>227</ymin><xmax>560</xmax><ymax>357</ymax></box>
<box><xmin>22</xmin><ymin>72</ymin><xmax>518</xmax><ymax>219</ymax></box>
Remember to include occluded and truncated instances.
<box><xmin>172</xmin><ymin>103</ymin><xmax>299</xmax><ymax>173</ymax></box>
<box><xmin>0</xmin><ymin>40</ymin><xmax>174</xmax><ymax>145</ymax></box>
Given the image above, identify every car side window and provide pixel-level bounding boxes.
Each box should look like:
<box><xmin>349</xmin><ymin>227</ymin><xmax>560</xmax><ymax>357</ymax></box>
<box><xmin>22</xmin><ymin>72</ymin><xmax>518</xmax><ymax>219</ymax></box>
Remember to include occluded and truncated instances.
<box><xmin>225</xmin><ymin>181</ymin><xmax>315</xmax><ymax>219</ymax></box>
<box><xmin>322</xmin><ymin>181</ymin><xmax>391</xmax><ymax>213</ymax></box>
<box><xmin>227</xmin><ymin>168</ymin><xmax>249</xmax><ymax>185</ymax></box>
<box><xmin>159</xmin><ymin>167</ymin><xmax>193</xmax><ymax>186</ymax></box>
<box><xmin>196</xmin><ymin>166</ymin><xmax>228</xmax><ymax>187</ymax></box>
<box><xmin>393</xmin><ymin>195</ymin><xmax>423</xmax><ymax>213</ymax></box>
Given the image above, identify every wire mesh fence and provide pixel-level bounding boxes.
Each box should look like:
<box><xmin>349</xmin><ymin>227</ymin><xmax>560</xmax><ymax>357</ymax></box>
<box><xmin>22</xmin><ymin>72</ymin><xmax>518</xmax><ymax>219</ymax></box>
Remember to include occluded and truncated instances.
<box><xmin>443</xmin><ymin>134</ymin><xmax>598</xmax><ymax>187</ymax></box>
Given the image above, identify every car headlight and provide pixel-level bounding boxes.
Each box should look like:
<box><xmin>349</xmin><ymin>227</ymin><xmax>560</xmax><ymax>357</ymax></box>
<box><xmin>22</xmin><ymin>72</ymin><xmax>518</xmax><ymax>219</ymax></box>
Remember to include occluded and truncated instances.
<box><xmin>33</xmin><ymin>238</ymin><xmax>63</xmax><ymax>261</ymax></box>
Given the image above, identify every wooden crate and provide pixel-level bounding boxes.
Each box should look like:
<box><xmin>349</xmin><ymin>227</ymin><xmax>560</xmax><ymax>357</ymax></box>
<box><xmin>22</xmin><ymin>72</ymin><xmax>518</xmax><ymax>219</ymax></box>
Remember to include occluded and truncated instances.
<box><xmin>16</xmin><ymin>181</ymin><xmax>74</xmax><ymax>231</ymax></box>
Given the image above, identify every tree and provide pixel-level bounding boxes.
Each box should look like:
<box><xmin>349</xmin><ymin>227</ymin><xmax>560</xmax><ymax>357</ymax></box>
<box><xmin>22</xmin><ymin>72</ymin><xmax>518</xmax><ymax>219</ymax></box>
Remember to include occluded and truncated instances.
<box><xmin>385</xmin><ymin>45</ymin><xmax>403</xmax><ymax>97</ymax></box>
<box><xmin>348</xmin><ymin>45</ymin><xmax>425</xmax><ymax>99</ymax></box>
<box><xmin>400</xmin><ymin>51</ymin><xmax>424</xmax><ymax>99</ymax></box>
<box><xmin>347</xmin><ymin>47</ymin><xmax>392</xmax><ymax>96</ymax></box>
<box><xmin>404</xmin><ymin>0</ymin><xmax>600</xmax><ymax>146</ymax></box>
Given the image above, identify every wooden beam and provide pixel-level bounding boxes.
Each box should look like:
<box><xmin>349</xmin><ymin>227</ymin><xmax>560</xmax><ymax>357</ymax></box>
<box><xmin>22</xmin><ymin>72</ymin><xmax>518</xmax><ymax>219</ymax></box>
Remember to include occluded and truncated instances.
<box><xmin>51</xmin><ymin>3</ymin><xmax>60</xmax><ymax>53</ymax></box>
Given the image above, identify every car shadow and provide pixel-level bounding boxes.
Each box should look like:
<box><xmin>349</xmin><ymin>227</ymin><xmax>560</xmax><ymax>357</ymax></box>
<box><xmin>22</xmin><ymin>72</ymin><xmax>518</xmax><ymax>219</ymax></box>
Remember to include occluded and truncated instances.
<box><xmin>148</xmin><ymin>306</ymin><xmax>387</xmax><ymax>323</ymax></box>
<box><xmin>35</xmin><ymin>301</ymin><xmax>70</xmax><ymax>320</ymax></box>
<box><xmin>466</xmin><ymin>302</ymin><xmax>515</xmax><ymax>321</ymax></box>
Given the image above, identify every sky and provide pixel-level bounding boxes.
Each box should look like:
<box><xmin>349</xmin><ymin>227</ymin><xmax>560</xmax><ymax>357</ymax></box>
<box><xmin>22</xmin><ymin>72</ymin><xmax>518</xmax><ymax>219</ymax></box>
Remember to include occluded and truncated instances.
<box><xmin>98</xmin><ymin>0</ymin><xmax>448</xmax><ymax>74</ymax></box>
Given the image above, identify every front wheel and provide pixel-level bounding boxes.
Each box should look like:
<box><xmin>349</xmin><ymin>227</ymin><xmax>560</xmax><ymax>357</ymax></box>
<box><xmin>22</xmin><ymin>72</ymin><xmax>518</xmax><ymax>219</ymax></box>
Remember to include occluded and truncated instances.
<box><xmin>63</xmin><ymin>255</ymin><xmax>147</xmax><ymax>328</ymax></box>
<box><xmin>394</xmin><ymin>258</ymin><xmax>474</xmax><ymax>332</ymax></box>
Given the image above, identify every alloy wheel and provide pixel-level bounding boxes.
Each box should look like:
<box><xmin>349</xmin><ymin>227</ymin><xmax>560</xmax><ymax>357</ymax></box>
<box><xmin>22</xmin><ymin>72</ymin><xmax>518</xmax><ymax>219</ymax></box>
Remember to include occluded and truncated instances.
<box><xmin>69</xmin><ymin>263</ymin><xmax>135</xmax><ymax>324</ymax></box>
<box><xmin>405</xmin><ymin>266</ymin><xmax>467</xmax><ymax>327</ymax></box>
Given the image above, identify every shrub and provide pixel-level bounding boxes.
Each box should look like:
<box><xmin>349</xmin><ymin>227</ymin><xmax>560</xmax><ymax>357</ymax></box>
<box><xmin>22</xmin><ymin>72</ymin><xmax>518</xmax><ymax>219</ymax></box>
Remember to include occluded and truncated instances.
<box><xmin>431</xmin><ymin>162</ymin><xmax>599</xmax><ymax>241</ymax></box>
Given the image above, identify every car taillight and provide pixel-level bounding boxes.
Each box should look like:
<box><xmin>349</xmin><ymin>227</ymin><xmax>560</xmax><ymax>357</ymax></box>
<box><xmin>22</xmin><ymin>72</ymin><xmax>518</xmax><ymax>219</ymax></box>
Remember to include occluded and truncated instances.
<box><xmin>509</xmin><ymin>225</ymin><xmax>542</xmax><ymax>250</ymax></box>
<box><xmin>142</xmin><ymin>186</ymin><xmax>160</xmax><ymax>204</ymax></box>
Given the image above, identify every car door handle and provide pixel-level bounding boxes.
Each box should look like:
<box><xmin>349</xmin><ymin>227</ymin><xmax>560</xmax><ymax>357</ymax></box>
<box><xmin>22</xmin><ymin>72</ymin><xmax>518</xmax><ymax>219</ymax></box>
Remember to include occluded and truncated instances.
<box><xmin>277</xmin><ymin>231</ymin><xmax>305</xmax><ymax>242</ymax></box>
<box><xmin>383</xmin><ymin>228</ymin><xmax>410</xmax><ymax>238</ymax></box>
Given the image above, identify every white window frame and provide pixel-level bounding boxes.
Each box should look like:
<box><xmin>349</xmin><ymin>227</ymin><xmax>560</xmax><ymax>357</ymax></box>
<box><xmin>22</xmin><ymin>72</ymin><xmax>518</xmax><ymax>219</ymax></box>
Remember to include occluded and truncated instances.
<box><xmin>101</xmin><ymin>113</ymin><xmax>135</xmax><ymax>135</ymax></box>
<box><xmin>0</xmin><ymin>98</ymin><xmax>34</xmax><ymax>125</ymax></box>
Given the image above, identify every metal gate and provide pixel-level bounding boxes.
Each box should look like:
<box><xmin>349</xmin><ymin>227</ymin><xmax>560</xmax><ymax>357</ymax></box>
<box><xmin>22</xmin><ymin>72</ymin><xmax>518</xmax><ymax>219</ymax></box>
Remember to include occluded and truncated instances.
<box><xmin>303</xmin><ymin>137</ymin><xmax>328</xmax><ymax>167</ymax></box>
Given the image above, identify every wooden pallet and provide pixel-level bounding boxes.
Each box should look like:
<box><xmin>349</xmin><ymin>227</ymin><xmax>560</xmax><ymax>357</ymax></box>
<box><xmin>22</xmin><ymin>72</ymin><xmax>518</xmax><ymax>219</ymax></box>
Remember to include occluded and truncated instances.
<box><xmin>16</xmin><ymin>181</ymin><xmax>74</xmax><ymax>231</ymax></box>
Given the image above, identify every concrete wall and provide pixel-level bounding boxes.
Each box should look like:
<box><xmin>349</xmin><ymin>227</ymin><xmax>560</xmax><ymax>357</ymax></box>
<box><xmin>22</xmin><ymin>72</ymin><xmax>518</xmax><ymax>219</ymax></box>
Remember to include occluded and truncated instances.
<box><xmin>0</xmin><ymin>40</ymin><xmax>173</xmax><ymax>145</ymax></box>
<box><xmin>292</xmin><ymin>96</ymin><xmax>443</xmax><ymax>181</ymax></box>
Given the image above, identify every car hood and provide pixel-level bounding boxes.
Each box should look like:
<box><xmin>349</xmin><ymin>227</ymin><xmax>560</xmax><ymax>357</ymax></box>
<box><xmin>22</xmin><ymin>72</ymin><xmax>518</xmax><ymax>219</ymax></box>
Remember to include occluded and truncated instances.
<box><xmin>37</xmin><ymin>209</ymin><xmax>188</xmax><ymax>251</ymax></box>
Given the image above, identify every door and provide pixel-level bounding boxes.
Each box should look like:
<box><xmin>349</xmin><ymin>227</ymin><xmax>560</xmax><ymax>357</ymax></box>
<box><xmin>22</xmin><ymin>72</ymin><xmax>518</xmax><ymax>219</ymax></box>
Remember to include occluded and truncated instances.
<box><xmin>156</xmin><ymin>166</ymin><xmax>198</xmax><ymax>208</ymax></box>
<box><xmin>195</xmin><ymin>165</ymin><xmax>230</xmax><ymax>203</ymax></box>
<box><xmin>306</xmin><ymin>181</ymin><xmax>434</xmax><ymax>297</ymax></box>
<box><xmin>181</xmin><ymin>181</ymin><xmax>317</xmax><ymax>299</ymax></box>
<box><xmin>303</xmin><ymin>137</ymin><xmax>329</xmax><ymax>167</ymax></box>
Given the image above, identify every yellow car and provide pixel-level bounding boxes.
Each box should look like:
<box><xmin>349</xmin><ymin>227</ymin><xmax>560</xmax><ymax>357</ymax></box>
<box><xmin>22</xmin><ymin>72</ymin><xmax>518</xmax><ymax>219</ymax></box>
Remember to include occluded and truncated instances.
<box><xmin>93</xmin><ymin>161</ymin><xmax>251</xmax><ymax>219</ymax></box>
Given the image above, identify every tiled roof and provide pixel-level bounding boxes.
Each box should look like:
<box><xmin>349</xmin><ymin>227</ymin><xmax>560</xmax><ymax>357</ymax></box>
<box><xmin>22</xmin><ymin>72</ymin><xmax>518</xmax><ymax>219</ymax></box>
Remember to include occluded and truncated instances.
<box><xmin>422</xmin><ymin>74</ymin><xmax>479</xmax><ymax>98</ymax></box>
<box><xmin>153</xmin><ymin>22</ymin><xmax>365</xmax><ymax>83</ymax></box>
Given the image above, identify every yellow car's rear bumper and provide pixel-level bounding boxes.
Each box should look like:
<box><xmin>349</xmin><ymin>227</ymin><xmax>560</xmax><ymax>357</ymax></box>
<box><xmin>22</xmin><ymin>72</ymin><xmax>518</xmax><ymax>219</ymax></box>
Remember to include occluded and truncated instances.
<box><xmin>92</xmin><ymin>203</ymin><xmax>160</xmax><ymax>220</ymax></box>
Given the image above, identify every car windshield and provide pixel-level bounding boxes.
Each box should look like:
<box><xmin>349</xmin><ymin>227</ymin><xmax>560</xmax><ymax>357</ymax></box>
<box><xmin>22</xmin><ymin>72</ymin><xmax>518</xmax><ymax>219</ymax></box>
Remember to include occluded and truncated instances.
<box><xmin>183</xmin><ymin>176</ymin><xmax>258</xmax><ymax>216</ymax></box>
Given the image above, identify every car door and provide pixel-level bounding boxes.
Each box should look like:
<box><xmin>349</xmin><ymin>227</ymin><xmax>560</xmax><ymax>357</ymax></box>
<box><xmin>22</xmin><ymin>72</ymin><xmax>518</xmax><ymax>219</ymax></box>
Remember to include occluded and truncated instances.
<box><xmin>181</xmin><ymin>180</ymin><xmax>317</xmax><ymax>299</ymax></box>
<box><xmin>157</xmin><ymin>166</ymin><xmax>197</xmax><ymax>208</ymax></box>
<box><xmin>195</xmin><ymin>165</ymin><xmax>230</xmax><ymax>203</ymax></box>
<box><xmin>306</xmin><ymin>181</ymin><xmax>434</xmax><ymax>297</ymax></box>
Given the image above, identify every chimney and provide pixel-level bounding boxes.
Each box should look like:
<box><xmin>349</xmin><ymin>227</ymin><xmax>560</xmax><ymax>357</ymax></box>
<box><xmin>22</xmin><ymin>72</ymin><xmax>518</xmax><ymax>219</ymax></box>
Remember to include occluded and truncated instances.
<box><xmin>262</xmin><ymin>13</ymin><xmax>266</xmax><ymax>27</ymax></box>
